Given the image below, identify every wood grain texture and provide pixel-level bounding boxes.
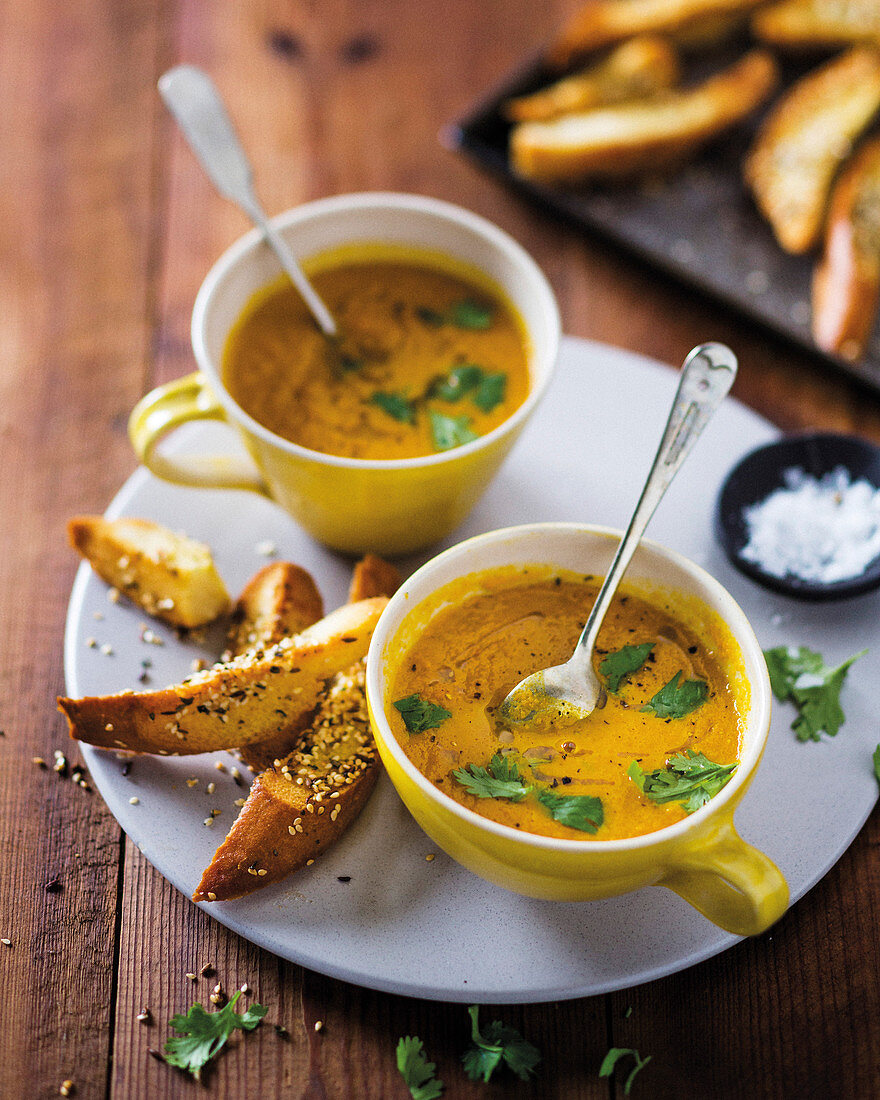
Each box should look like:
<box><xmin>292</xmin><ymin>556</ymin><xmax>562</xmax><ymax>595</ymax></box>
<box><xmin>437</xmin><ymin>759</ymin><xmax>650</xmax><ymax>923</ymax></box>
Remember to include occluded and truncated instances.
<box><xmin>3</xmin><ymin>0</ymin><xmax>880</xmax><ymax>1095</ymax></box>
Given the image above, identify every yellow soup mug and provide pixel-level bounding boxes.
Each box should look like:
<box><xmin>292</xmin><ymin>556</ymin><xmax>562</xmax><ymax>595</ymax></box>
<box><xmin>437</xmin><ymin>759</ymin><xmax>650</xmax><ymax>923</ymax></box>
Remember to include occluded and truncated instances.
<box><xmin>129</xmin><ymin>193</ymin><xmax>560</xmax><ymax>556</ymax></box>
<box><xmin>366</xmin><ymin>523</ymin><xmax>789</xmax><ymax>937</ymax></box>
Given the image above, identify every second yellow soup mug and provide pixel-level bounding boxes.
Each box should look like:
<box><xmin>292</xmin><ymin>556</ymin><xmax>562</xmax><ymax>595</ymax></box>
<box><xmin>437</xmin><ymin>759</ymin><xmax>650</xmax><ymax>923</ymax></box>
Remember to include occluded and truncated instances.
<box><xmin>128</xmin><ymin>192</ymin><xmax>560</xmax><ymax>555</ymax></box>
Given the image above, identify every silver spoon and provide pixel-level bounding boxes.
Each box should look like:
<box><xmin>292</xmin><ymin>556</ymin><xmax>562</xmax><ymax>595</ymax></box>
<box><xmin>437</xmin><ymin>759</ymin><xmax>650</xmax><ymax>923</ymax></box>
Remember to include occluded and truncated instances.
<box><xmin>158</xmin><ymin>65</ymin><xmax>338</xmax><ymax>338</ymax></box>
<box><xmin>496</xmin><ymin>342</ymin><xmax>738</xmax><ymax>732</ymax></box>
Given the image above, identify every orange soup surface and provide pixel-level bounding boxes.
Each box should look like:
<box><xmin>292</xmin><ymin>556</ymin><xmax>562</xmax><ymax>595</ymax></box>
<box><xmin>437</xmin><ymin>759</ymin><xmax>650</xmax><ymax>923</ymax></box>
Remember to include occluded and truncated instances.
<box><xmin>222</xmin><ymin>253</ymin><xmax>530</xmax><ymax>460</ymax></box>
<box><xmin>388</xmin><ymin>568</ymin><xmax>746</xmax><ymax>841</ymax></box>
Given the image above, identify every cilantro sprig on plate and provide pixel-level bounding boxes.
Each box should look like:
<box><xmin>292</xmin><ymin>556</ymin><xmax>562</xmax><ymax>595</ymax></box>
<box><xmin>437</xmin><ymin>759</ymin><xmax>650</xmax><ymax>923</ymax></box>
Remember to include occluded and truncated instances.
<box><xmin>163</xmin><ymin>991</ymin><xmax>267</xmax><ymax>1080</ymax></box>
<box><xmin>764</xmin><ymin>644</ymin><xmax>866</xmax><ymax>741</ymax></box>
<box><xmin>396</xmin><ymin>1036</ymin><xmax>444</xmax><ymax>1099</ymax></box>
<box><xmin>628</xmin><ymin>750</ymin><xmax>737</xmax><ymax>813</ymax></box>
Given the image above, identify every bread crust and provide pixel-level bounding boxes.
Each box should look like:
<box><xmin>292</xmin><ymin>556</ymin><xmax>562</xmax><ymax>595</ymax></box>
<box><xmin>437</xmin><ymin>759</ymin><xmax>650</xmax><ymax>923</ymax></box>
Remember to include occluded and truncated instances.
<box><xmin>67</xmin><ymin>515</ymin><xmax>230</xmax><ymax>628</ymax></box>
<box><xmin>546</xmin><ymin>0</ymin><xmax>765</xmax><ymax>69</ymax></box>
<box><xmin>510</xmin><ymin>49</ymin><xmax>778</xmax><ymax>184</ymax></box>
<box><xmin>744</xmin><ymin>45</ymin><xmax>880</xmax><ymax>254</ymax></box>
<box><xmin>753</xmin><ymin>0</ymin><xmax>880</xmax><ymax>52</ymax></box>
<box><xmin>506</xmin><ymin>35</ymin><xmax>680</xmax><ymax>123</ymax></box>
<box><xmin>812</xmin><ymin>135</ymin><xmax>880</xmax><ymax>360</ymax></box>
<box><xmin>57</xmin><ymin>598</ymin><xmax>387</xmax><ymax>755</ymax></box>
<box><xmin>193</xmin><ymin>662</ymin><xmax>378</xmax><ymax>902</ymax></box>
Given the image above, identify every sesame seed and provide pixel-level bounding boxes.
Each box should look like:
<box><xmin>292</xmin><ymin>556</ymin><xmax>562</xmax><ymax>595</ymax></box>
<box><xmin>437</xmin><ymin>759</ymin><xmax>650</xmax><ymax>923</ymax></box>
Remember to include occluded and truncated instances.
<box><xmin>136</xmin><ymin>1008</ymin><xmax>152</xmax><ymax>1024</ymax></box>
<box><xmin>32</xmin><ymin>757</ymin><xmax>46</xmax><ymax>767</ymax></box>
<box><xmin>204</xmin><ymin>817</ymin><xmax>215</xmax><ymax>827</ymax></box>
<box><xmin>200</xmin><ymin>963</ymin><xmax>215</xmax><ymax>977</ymax></box>
<box><xmin>104</xmin><ymin>723</ymin><xmax>114</xmax><ymax>732</ymax></box>
<box><xmin>186</xmin><ymin>778</ymin><xmax>198</xmax><ymax>788</ymax></box>
<box><xmin>288</xmin><ymin>826</ymin><xmax>296</xmax><ymax>835</ymax></box>
<box><xmin>306</xmin><ymin>859</ymin><xmax>315</xmax><ymax>866</ymax></box>
<box><xmin>314</xmin><ymin>1020</ymin><xmax>324</xmax><ymax>1032</ymax></box>
<box><xmin>185</xmin><ymin>972</ymin><xmax>196</xmax><ymax>981</ymax></box>
<box><xmin>100</xmin><ymin>643</ymin><xmax>114</xmax><ymax>656</ymax></box>
<box><xmin>234</xmin><ymin>797</ymin><xmax>246</xmax><ymax>807</ymax></box>
<box><xmin>425</xmin><ymin>853</ymin><xmax>435</xmax><ymax>862</ymax></box>
<box><xmin>86</xmin><ymin>637</ymin><xmax>97</xmax><ymax>649</ymax></box>
<box><xmin>257</xmin><ymin>869</ymin><xmax>267</xmax><ymax>877</ymax></box>
<box><xmin>214</xmin><ymin>761</ymin><xmax>227</xmax><ymax>772</ymax></box>
<box><xmin>93</xmin><ymin>611</ymin><xmax>104</xmax><ymax>621</ymax></box>
<box><xmin>1</xmin><ymin>938</ymin><xmax>11</xmax><ymax>947</ymax></box>
<box><xmin>255</xmin><ymin>540</ymin><xmax>277</xmax><ymax>557</ymax></box>
<box><xmin>207</xmin><ymin>892</ymin><xmax>217</xmax><ymax>901</ymax></box>
<box><xmin>206</xmin><ymin>782</ymin><xmax>215</xmax><ymax>795</ymax></box>
<box><xmin>59</xmin><ymin>1081</ymin><xmax>74</xmax><ymax>1097</ymax></box>
<box><xmin>129</xmin><ymin>797</ymin><xmax>139</xmax><ymax>805</ymax></box>
<box><xmin>108</xmin><ymin>587</ymin><xmax>120</xmax><ymax>603</ymax></box>
<box><xmin>240</xmin><ymin>983</ymin><xmax>250</xmax><ymax>994</ymax></box>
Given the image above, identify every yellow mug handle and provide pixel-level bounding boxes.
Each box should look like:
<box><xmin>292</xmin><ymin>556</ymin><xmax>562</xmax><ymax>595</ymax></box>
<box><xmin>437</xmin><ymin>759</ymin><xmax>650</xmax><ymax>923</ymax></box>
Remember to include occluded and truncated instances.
<box><xmin>128</xmin><ymin>372</ymin><xmax>269</xmax><ymax>494</ymax></box>
<box><xmin>660</xmin><ymin>813</ymin><xmax>789</xmax><ymax>936</ymax></box>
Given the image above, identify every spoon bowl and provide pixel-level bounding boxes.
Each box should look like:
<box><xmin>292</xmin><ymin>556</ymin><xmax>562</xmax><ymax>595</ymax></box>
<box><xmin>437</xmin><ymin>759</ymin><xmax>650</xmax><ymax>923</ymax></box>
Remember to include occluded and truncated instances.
<box><xmin>497</xmin><ymin>342</ymin><xmax>737</xmax><ymax>731</ymax></box>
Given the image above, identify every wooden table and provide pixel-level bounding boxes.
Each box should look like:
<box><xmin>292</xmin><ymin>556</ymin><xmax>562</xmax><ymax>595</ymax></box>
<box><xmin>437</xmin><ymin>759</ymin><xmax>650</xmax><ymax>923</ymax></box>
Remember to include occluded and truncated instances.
<box><xmin>4</xmin><ymin>2</ymin><xmax>879</xmax><ymax>1096</ymax></box>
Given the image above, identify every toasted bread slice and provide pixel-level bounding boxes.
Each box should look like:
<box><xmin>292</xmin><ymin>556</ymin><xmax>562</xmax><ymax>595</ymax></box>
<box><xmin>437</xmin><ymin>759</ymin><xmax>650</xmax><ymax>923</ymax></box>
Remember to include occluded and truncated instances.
<box><xmin>745</xmin><ymin>46</ymin><xmax>880</xmax><ymax>254</ymax></box>
<box><xmin>812</xmin><ymin>136</ymin><xmax>880</xmax><ymax>360</ymax></box>
<box><xmin>57</xmin><ymin>597</ymin><xmax>387</xmax><ymax>755</ymax></box>
<box><xmin>506</xmin><ymin>35</ymin><xmax>680</xmax><ymax>123</ymax></box>
<box><xmin>224</xmin><ymin>562</ymin><xmax>323</xmax><ymax>660</ymax></box>
<box><xmin>224</xmin><ymin>562</ymin><xmax>325</xmax><ymax>771</ymax></box>
<box><xmin>193</xmin><ymin>661</ymin><xmax>378</xmax><ymax>901</ymax></box>
<box><xmin>348</xmin><ymin>554</ymin><xmax>403</xmax><ymax>603</ymax></box>
<box><xmin>546</xmin><ymin>0</ymin><xmax>765</xmax><ymax>69</ymax></box>
<box><xmin>511</xmin><ymin>49</ymin><xmax>778</xmax><ymax>184</ymax></box>
<box><xmin>753</xmin><ymin>0</ymin><xmax>880</xmax><ymax>52</ymax></box>
<box><xmin>67</xmin><ymin>515</ymin><xmax>230</xmax><ymax>629</ymax></box>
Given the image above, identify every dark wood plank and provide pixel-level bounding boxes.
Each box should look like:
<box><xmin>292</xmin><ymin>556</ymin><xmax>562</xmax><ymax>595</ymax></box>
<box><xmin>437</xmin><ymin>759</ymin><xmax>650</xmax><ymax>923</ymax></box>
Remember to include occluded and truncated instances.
<box><xmin>0</xmin><ymin>0</ymin><xmax>163</xmax><ymax>1096</ymax></box>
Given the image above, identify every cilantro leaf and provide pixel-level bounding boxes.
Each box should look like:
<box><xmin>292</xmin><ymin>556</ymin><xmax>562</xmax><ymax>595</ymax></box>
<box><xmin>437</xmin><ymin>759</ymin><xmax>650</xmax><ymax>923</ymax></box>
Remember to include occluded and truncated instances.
<box><xmin>163</xmin><ymin>991</ymin><xmax>267</xmax><ymax>1080</ymax></box>
<box><xmin>453</xmin><ymin>753</ymin><xmax>531</xmax><ymax>801</ymax></box>
<box><xmin>429</xmin><ymin>410</ymin><xmax>478</xmax><ymax>451</ymax></box>
<box><xmin>396</xmin><ymin>1036</ymin><xmax>444</xmax><ymax>1099</ymax></box>
<box><xmin>600</xmin><ymin>642</ymin><xmax>654</xmax><ymax>694</ymax></box>
<box><xmin>394</xmin><ymin>694</ymin><xmax>451</xmax><ymax>733</ymax></box>
<box><xmin>369</xmin><ymin>390</ymin><xmax>416</xmax><ymax>424</ymax></box>
<box><xmin>461</xmin><ymin>1005</ymin><xmax>540</xmax><ymax>1083</ymax></box>
<box><xmin>629</xmin><ymin>750</ymin><xmax>736</xmax><ymax>813</ymax></box>
<box><xmin>450</xmin><ymin>299</ymin><xmax>493</xmax><ymax>330</ymax></box>
<box><xmin>472</xmin><ymin>371</ymin><xmax>507</xmax><ymax>413</ymax></box>
<box><xmin>599</xmin><ymin>1047</ymin><xmax>652</xmax><ymax>1096</ymax></box>
<box><xmin>764</xmin><ymin>645</ymin><xmax>866</xmax><ymax>741</ymax></box>
<box><xmin>641</xmin><ymin>670</ymin><xmax>708</xmax><ymax>718</ymax></box>
<box><xmin>431</xmin><ymin>364</ymin><xmax>485</xmax><ymax>402</ymax></box>
<box><xmin>537</xmin><ymin>789</ymin><xmax>604</xmax><ymax>833</ymax></box>
<box><xmin>874</xmin><ymin>744</ymin><xmax>880</xmax><ymax>786</ymax></box>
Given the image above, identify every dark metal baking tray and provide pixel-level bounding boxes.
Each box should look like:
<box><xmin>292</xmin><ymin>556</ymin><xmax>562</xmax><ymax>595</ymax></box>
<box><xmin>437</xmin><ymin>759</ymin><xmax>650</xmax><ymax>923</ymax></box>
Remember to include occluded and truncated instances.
<box><xmin>448</xmin><ymin>38</ymin><xmax>880</xmax><ymax>392</ymax></box>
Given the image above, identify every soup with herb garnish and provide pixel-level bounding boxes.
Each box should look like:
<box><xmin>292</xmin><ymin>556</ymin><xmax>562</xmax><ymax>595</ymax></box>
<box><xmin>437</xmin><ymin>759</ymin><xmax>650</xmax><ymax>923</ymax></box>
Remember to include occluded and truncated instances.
<box><xmin>388</xmin><ymin>567</ymin><xmax>746</xmax><ymax>841</ymax></box>
<box><xmin>222</xmin><ymin>251</ymin><xmax>531</xmax><ymax>460</ymax></box>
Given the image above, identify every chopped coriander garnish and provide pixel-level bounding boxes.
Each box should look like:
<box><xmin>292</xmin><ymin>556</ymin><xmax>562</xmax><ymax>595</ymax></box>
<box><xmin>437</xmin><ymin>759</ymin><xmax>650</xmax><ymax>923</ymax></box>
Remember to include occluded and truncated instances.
<box><xmin>536</xmin><ymin>789</ymin><xmax>604</xmax><ymax>833</ymax></box>
<box><xmin>450</xmin><ymin>298</ymin><xmax>493</xmax><ymax>330</ymax></box>
<box><xmin>472</xmin><ymin>371</ymin><xmax>506</xmax><ymax>413</ymax></box>
<box><xmin>461</xmin><ymin>1004</ymin><xmax>541</xmax><ymax>1083</ymax></box>
<box><xmin>628</xmin><ymin>750</ymin><xmax>736</xmax><ymax>813</ymax></box>
<box><xmin>369</xmin><ymin>390</ymin><xmax>416</xmax><ymax>424</ymax></box>
<box><xmin>431</xmin><ymin>364</ymin><xmax>485</xmax><ymax>402</ymax></box>
<box><xmin>394</xmin><ymin>694</ymin><xmax>451</xmax><ymax>733</ymax></box>
<box><xmin>429</xmin><ymin>410</ymin><xmax>478</xmax><ymax>451</ymax></box>
<box><xmin>764</xmin><ymin>645</ymin><xmax>866</xmax><ymax>741</ymax></box>
<box><xmin>599</xmin><ymin>1047</ymin><xmax>652</xmax><ymax>1096</ymax></box>
<box><xmin>163</xmin><ymin>991</ymin><xmax>267</xmax><ymax>1080</ymax></box>
<box><xmin>641</xmin><ymin>670</ymin><xmax>708</xmax><ymax>718</ymax></box>
<box><xmin>396</xmin><ymin>1036</ymin><xmax>444</xmax><ymax>1099</ymax></box>
<box><xmin>453</xmin><ymin>753</ymin><xmax>531</xmax><ymax>801</ymax></box>
<box><xmin>873</xmin><ymin>744</ymin><xmax>880</xmax><ymax>786</ymax></box>
<box><xmin>600</xmin><ymin>642</ymin><xmax>654</xmax><ymax>694</ymax></box>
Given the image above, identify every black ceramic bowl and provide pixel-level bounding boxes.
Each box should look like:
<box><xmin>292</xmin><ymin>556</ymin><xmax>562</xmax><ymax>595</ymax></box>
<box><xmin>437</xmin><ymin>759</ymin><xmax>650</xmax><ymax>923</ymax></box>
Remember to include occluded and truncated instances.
<box><xmin>716</xmin><ymin>432</ymin><xmax>880</xmax><ymax>600</ymax></box>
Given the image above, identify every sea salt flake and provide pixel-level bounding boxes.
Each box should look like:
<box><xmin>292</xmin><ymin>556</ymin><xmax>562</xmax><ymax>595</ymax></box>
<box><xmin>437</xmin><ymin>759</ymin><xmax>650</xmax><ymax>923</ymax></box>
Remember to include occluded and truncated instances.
<box><xmin>741</xmin><ymin>466</ymin><xmax>880</xmax><ymax>583</ymax></box>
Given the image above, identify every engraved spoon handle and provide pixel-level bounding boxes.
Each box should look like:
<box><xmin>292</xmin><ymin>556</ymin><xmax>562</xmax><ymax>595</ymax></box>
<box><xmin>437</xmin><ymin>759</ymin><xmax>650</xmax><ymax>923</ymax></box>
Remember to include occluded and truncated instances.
<box><xmin>572</xmin><ymin>342</ymin><xmax>738</xmax><ymax>678</ymax></box>
<box><xmin>158</xmin><ymin>65</ymin><xmax>337</xmax><ymax>338</ymax></box>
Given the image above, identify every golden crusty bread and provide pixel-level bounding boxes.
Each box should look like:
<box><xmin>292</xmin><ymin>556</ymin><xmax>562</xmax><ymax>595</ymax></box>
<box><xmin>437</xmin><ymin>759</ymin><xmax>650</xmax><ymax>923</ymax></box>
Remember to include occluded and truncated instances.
<box><xmin>744</xmin><ymin>46</ymin><xmax>880</xmax><ymax>254</ymax></box>
<box><xmin>67</xmin><ymin>515</ymin><xmax>230</xmax><ymax>629</ymax></box>
<box><xmin>546</xmin><ymin>0</ymin><xmax>765</xmax><ymax>69</ymax></box>
<box><xmin>752</xmin><ymin>0</ymin><xmax>880</xmax><ymax>52</ymax></box>
<box><xmin>506</xmin><ymin>35</ymin><xmax>680</xmax><ymax>123</ymax></box>
<box><xmin>224</xmin><ymin>561</ymin><xmax>323</xmax><ymax>661</ymax></box>
<box><xmin>812</xmin><ymin>135</ymin><xmax>880</xmax><ymax>361</ymax></box>
<box><xmin>347</xmin><ymin>553</ymin><xmax>403</xmax><ymax>604</ymax></box>
<box><xmin>511</xmin><ymin>49</ymin><xmax>777</xmax><ymax>184</ymax></box>
<box><xmin>57</xmin><ymin>597</ymin><xmax>387</xmax><ymax>755</ymax></box>
<box><xmin>225</xmin><ymin>562</ymin><xmax>325</xmax><ymax>772</ymax></box>
<box><xmin>193</xmin><ymin>661</ymin><xmax>378</xmax><ymax>902</ymax></box>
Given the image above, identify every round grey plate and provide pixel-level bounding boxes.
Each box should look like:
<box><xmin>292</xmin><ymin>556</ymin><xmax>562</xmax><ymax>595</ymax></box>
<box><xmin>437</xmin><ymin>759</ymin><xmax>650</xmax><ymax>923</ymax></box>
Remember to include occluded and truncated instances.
<box><xmin>64</xmin><ymin>337</ymin><xmax>879</xmax><ymax>1003</ymax></box>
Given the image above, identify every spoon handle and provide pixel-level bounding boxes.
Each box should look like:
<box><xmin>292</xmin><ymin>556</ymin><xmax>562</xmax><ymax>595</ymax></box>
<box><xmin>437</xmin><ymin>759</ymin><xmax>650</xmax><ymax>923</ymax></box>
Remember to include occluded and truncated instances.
<box><xmin>574</xmin><ymin>342</ymin><xmax>737</xmax><ymax>673</ymax></box>
<box><xmin>157</xmin><ymin>65</ymin><xmax>337</xmax><ymax>337</ymax></box>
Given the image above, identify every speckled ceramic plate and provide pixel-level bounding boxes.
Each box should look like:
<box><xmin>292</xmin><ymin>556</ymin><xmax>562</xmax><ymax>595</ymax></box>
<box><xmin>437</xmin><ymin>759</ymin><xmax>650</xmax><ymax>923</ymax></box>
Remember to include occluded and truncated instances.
<box><xmin>64</xmin><ymin>337</ymin><xmax>880</xmax><ymax>1002</ymax></box>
